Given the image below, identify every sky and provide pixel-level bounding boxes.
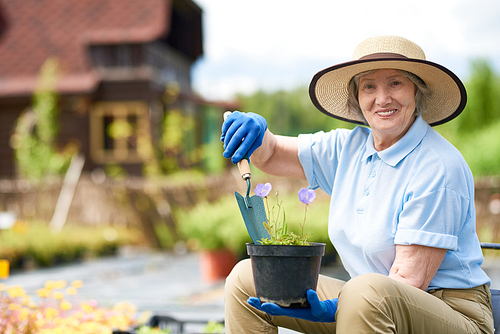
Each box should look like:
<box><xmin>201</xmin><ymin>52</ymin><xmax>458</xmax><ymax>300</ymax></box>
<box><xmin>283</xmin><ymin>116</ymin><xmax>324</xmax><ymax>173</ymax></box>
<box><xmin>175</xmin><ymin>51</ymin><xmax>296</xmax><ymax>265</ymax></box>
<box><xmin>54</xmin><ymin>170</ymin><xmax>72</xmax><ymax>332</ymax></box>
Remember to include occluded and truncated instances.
<box><xmin>191</xmin><ymin>0</ymin><xmax>500</xmax><ymax>101</ymax></box>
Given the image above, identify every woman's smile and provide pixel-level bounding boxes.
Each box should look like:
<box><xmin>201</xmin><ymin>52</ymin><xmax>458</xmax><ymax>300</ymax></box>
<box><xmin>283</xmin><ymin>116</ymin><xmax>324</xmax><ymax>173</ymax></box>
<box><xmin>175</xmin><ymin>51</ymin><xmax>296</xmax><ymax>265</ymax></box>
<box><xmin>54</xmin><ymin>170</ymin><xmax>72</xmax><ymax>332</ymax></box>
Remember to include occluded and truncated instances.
<box><xmin>376</xmin><ymin>109</ymin><xmax>398</xmax><ymax>117</ymax></box>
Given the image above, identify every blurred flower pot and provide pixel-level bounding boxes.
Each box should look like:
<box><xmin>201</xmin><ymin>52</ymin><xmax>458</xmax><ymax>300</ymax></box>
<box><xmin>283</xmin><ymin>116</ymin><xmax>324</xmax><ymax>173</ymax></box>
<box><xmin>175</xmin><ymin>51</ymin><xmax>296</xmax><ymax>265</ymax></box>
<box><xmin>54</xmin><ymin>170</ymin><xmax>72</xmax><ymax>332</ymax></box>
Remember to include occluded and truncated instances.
<box><xmin>247</xmin><ymin>242</ymin><xmax>325</xmax><ymax>308</ymax></box>
<box><xmin>200</xmin><ymin>248</ymin><xmax>237</xmax><ymax>283</ymax></box>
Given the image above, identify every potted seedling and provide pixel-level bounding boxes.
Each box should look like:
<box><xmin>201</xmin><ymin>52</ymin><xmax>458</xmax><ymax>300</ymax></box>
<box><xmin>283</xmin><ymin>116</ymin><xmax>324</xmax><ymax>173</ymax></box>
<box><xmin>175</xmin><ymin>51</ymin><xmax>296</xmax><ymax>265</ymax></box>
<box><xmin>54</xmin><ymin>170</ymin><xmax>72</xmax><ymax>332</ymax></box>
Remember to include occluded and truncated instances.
<box><xmin>247</xmin><ymin>183</ymin><xmax>325</xmax><ymax>308</ymax></box>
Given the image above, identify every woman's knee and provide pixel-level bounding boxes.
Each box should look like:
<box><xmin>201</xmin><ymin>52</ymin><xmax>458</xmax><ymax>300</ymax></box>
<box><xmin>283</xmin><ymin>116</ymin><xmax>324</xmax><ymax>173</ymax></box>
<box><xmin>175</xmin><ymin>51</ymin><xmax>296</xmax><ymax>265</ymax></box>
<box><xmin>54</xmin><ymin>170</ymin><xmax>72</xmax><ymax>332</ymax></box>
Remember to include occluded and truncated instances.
<box><xmin>338</xmin><ymin>273</ymin><xmax>396</xmax><ymax>314</ymax></box>
<box><xmin>225</xmin><ymin>259</ymin><xmax>255</xmax><ymax>299</ymax></box>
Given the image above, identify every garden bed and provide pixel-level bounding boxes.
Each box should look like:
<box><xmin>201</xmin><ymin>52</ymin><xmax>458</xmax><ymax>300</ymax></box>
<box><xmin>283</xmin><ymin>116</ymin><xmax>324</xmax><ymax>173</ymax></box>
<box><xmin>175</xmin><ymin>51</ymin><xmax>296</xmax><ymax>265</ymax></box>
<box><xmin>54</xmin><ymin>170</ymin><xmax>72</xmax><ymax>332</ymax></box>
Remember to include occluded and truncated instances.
<box><xmin>0</xmin><ymin>222</ymin><xmax>144</xmax><ymax>271</ymax></box>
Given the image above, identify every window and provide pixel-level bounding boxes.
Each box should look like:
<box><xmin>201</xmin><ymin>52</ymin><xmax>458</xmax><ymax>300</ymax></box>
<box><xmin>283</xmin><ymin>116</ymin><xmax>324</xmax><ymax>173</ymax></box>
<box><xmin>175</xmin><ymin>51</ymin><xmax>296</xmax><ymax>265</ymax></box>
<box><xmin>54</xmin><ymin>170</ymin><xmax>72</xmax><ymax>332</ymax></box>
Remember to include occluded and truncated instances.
<box><xmin>89</xmin><ymin>44</ymin><xmax>144</xmax><ymax>69</ymax></box>
<box><xmin>90</xmin><ymin>101</ymin><xmax>151</xmax><ymax>163</ymax></box>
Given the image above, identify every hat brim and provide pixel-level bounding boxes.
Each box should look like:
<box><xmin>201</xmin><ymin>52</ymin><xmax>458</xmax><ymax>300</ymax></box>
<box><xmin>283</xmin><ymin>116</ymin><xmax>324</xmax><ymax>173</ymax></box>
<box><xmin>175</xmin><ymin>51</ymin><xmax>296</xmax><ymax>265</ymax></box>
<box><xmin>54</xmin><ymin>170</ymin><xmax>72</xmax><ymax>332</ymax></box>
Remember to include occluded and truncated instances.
<box><xmin>309</xmin><ymin>57</ymin><xmax>467</xmax><ymax>127</ymax></box>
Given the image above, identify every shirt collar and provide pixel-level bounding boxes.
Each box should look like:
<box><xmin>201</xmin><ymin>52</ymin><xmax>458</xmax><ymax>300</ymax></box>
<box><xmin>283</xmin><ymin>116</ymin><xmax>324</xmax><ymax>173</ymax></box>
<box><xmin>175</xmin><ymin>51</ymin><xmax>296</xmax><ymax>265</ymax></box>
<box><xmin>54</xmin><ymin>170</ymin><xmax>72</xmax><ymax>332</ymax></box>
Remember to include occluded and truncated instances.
<box><xmin>362</xmin><ymin>115</ymin><xmax>429</xmax><ymax>167</ymax></box>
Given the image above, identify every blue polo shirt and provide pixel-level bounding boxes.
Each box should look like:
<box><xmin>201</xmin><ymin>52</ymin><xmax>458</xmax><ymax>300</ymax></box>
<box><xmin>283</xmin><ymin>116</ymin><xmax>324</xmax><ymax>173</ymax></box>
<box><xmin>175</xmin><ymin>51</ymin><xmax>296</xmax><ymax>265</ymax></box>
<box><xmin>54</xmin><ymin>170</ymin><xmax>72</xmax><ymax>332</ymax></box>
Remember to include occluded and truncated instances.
<box><xmin>298</xmin><ymin>115</ymin><xmax>490</xmax><ymax>290</ymax></box>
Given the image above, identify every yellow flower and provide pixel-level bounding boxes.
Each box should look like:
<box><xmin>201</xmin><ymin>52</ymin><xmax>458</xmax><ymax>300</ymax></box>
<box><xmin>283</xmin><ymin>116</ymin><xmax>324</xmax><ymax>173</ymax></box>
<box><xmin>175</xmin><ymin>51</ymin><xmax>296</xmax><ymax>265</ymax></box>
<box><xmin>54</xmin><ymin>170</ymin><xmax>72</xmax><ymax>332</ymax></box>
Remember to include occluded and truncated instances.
<box><xmin>113</xmin><ymin>301</ymin><xmax>137</xmax><ymax>313</ymax></box>
<box><xmin>37</xmin><ymin>288</ymin><xmax>51</xmax><ymax>298</ymax></box>
<box><xmin>0</xmin><ymin>279</ymin><xmax>141</xmax><ymax>333</ymax></box>
<box><xmin>81</xmin><ymin>302</ymin><xmax>94</xmax><ymax>313</ymax></box>
<box><xmin>53</xmin><ymin>291</ymin><xmax>64</xmax><ymax>300</ymax></box>
<box><xmin>55</xmin><ymin>280</ymin><xmax>67</xmax><ymax>289</ymax></box>
<box><xmin>19</xmin><ymin>307</ymin><xmax>30</xmax><ymax>321</ymax></box>
<box><xmin>7</xmin><ymin>285</ymin><xmax>25</xmax><ymax>298</ymax></box>
<box><xmin>20</xmin><ymin>295</ymin><xmax>32</xmax><ymax>306</ymax></box>
<box><xmin>35</xmin><ymin>316</ymin><xmax>46</xmax><ymax>328</ymax></box>
<box><xmin>0</xmin><ymin>283</ymin><xmax>5</xmax><ymax>292</ymax></box>
<box><xmin>44</xmin><ymin>306</ymin><xmax>59</xmax><ymax>319</ymax></box>
<box><xmin>44</xmin><ymin>280</ymin><xmax>57</xmax><ymax>290</ymax></box>
<box><xmin>60</xmin><ymin>300</ymin><xmax>72</xmax><ymax>311</ymax></box>
<box><xmin>71</xmin><ymin>280</ymin><xmax>83</xmax><ymax>288</ymax></box>
<box><xmin>9</xmin><ymin>303</ymin><xmax>21</xmax><ymax>311</ymax></box>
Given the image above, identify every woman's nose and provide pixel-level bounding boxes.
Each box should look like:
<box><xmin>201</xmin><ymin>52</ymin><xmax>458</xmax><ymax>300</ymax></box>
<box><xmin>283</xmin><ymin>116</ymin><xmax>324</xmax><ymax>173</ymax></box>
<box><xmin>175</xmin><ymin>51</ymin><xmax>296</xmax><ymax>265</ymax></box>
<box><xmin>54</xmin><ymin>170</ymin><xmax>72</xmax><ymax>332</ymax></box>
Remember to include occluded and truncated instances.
<box><xmin>376</xmin><ymin>88</ymin><xmax>392</xmax><ymax>106</ymax></box>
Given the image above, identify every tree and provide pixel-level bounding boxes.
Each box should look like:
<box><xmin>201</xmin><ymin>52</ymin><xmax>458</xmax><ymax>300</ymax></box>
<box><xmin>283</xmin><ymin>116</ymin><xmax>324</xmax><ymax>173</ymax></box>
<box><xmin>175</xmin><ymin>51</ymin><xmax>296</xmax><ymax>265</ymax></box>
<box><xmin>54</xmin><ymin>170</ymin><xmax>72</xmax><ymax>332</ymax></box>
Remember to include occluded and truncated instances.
<box><xmin>238</xmin><ymin>86</ymin><xmax>354</xmax><ymax>137</ymax></box>
<box><xmin>435</xmin><ymin>59</ymin><xmax>500</xmax><ymax>176</ymax></box>
<box><xmin>456</xmin><ymin>59</ymin><xmax>500</xmax><ymax>133</ymax></box>
<box><xmin>10</xmin><ymin>57</ymin><xmax>74</xmax><ymax>180</ymax></box>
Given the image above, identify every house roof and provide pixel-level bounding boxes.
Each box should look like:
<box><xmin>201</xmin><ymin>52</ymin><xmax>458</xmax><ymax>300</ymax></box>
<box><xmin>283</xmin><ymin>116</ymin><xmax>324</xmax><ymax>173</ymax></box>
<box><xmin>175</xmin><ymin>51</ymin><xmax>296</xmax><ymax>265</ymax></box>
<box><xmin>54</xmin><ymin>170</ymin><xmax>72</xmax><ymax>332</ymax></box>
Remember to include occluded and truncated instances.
<box><xmin>0</xmin><ymin>0</ymin><xmax>201</xmax><ymax>98</ymax></box>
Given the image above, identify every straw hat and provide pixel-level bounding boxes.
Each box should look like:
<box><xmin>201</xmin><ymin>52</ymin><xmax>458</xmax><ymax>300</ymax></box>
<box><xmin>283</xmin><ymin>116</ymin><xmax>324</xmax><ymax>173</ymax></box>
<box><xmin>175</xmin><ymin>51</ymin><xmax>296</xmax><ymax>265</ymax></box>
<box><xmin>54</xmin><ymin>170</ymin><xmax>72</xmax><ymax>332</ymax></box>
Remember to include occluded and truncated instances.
<box><xmin>309</xmin><ymin>35</ymin><xmax>467</xmax><ymax>126</ymax></box>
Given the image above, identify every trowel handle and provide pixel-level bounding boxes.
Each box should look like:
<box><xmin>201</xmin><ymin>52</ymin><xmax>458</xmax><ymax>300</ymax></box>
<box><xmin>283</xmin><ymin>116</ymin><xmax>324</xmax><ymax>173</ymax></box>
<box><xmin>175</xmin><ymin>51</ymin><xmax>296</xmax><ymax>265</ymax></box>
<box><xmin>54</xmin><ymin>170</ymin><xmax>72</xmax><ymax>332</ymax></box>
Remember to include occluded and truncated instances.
<box><xmin>223</xmin><ymin>111</ymin><xmax>252</xmax><ymax>180</ymax></box>
<box><xmin>236</xmin><ymin>158</ymin><xmax>251</xmax><ymax>180</ymax></box>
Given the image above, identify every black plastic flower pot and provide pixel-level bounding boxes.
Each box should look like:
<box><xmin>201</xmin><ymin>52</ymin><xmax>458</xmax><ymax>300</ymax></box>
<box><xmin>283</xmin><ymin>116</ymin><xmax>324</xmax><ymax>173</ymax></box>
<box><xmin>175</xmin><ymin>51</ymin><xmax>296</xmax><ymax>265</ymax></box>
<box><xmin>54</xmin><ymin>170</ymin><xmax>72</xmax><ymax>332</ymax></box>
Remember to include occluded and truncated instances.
<box><xmin>247</xmin><ymin>242</ymin><xmax>325</xmax><ymax>308</ymax></box>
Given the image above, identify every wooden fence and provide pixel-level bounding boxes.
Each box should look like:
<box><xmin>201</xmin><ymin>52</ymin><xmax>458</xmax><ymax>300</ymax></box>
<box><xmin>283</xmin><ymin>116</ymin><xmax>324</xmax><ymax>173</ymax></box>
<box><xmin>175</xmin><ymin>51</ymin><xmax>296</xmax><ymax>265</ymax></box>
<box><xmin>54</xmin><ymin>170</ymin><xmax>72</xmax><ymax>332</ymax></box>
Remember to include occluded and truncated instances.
<box><xmin>0</xmin><ymin>169</ymin><xmax>248</xmax><ymax>248</ymax></box>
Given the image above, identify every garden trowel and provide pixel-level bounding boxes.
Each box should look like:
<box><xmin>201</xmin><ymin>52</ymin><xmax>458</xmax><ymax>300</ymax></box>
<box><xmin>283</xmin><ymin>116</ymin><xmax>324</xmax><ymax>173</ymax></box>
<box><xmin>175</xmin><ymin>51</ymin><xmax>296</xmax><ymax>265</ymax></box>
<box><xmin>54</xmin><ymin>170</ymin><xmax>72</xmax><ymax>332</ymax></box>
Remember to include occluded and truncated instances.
<box><xmin>224</xmin><ymin>112</ymin><xmax>270</xmax><ymax>243</ymax></box>
<box><xmin>234</xmin><ymin>161</ymin><xmax>270</xmax><ymax>244</ymax></box>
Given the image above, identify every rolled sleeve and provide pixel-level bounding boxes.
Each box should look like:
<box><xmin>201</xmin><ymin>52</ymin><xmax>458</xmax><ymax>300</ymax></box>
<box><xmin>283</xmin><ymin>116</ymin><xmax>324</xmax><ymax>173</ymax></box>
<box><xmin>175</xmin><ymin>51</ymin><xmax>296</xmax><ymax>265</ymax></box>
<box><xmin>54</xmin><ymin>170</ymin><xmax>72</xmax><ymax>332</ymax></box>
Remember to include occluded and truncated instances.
<box><xmin>298</xmin><ymin>133</ymin><xmax>319</xmax><ymax>189</ymax></box>
<box><xmin>394</xmin><ymin>229</ymin><xmax>458</xmax><ymax>251</ymax></box>
<box><xmin>396</xmin><ymin>188</ymin><xmax>469</xmax><ymax>251</ymax></box>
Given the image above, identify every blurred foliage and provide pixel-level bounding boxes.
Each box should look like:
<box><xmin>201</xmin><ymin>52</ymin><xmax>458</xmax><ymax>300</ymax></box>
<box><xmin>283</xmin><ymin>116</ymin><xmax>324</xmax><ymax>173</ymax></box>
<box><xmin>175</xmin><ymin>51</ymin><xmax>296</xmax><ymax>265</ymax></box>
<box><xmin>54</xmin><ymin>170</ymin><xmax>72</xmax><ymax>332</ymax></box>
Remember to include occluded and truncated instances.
<box><xmin>237</xmin><ymin>87</ymin><xmax>355</xmax><ymax>136</ymax></box>
<box><xmin>238</xmin><ymin>59</ymin><xmax>500</xmax><ymax>176</ymax></box>
<box><xmin>161</xmin><ymin>109</ymin><xmax>198</xmax><ymax>173</ymax></box>
<box><xmin>0</xmin><ymin>222</ymin><xmax>142</xmax><ymax>270</ymax></box>
<box><xmin>200</xmin><ymin>105</ymin><xmax>226</xmax><ymax>174</ymax></box>
<box><xmin>163</xmin><ymin>109</ymin><xmax>192</xmax><ymax>152</ymax></box>
<box><xmin>136</xmin><ymin>326</ymin><xmax>171</xmax><ymax>334</ymax></box>
<box><xmin>457</xmin><ymin>59</ymin><xmax>500</xmax><ymax>133</ymax></box>
<box><xmin>435</xmin><ymin>59</ymin><xmax>500</xmax><ymax>176</ymax></box>
<box><xmin>10</xmin><ymin>57</ymin><xmax>76</xmax><ymax>181</ymax></box>
<box><xmin>154</xmin><ymin>224</ymin><xmax>176</xmax><ymax>250</ymax></box>
<box><xmin>104</xmin><ymin>162</ymin><xmax>129</xmax><ymax>180</ymax></box>
<box><xmin>203</xmin><ymin>320</ymin><xmax>225</xmax><ymax>333</ymax></box>
<box><xmin>176</xmin><ymin>195</ymin><xmax>252</xmax><ymax>255</ymax></box>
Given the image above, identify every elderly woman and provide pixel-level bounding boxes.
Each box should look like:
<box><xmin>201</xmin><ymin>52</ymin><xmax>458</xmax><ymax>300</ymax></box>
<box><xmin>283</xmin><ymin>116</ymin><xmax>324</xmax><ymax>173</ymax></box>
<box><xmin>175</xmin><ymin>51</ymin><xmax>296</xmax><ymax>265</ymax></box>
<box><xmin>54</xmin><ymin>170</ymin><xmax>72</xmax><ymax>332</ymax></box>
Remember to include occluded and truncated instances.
<box><xmin>221</xmin><ymin>35</ymin><xmax>494</xmax><ymax>334</ymax></box>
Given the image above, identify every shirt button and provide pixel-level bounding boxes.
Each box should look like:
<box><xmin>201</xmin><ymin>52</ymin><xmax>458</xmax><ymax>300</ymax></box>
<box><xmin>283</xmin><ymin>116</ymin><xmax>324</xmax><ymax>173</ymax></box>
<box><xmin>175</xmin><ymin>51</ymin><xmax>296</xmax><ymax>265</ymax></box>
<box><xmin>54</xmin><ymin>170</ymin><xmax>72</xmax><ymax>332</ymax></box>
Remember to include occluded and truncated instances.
<box><xmin>364</xmin><ymin>189</ymin><xmax>369</xmax><ymax>196</ymax></box>
<box><xmin>371</xmin><ymin>171</ymin><xmax>376</xmax><ymax>178</ymax></box>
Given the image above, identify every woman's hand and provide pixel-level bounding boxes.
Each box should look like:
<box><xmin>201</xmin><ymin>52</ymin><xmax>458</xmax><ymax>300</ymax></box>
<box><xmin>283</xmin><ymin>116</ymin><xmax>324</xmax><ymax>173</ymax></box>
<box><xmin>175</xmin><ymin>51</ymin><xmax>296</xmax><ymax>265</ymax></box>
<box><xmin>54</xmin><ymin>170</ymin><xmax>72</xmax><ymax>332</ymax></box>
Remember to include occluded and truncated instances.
<box><xmin>248</xmin><ymin>289</ymin><xmax>338</xmax><ymax>322</ymax></box>
<box><xmin>221</xmin><ymin>111</ymin><xmax>267</xmax><ymax>164</ymax></box>
<box><xmin>221</xmin><ymin>111</ymin><xmax>305</xmax><ymax>179</ymax></box>
<box><xmin>389</xmin><ymin>244</ymin><xmax>447</xmax><ymax>290</ymax></box>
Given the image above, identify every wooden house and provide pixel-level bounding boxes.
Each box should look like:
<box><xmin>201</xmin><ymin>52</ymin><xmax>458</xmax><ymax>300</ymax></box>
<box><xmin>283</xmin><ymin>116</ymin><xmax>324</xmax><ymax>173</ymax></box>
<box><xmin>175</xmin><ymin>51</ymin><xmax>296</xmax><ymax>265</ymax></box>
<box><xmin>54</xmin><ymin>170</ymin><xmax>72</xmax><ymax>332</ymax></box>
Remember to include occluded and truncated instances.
<box><xmin>0</xmin><ymin>0</ymin><xmax>232</xmax><ymax>177</ymax></box>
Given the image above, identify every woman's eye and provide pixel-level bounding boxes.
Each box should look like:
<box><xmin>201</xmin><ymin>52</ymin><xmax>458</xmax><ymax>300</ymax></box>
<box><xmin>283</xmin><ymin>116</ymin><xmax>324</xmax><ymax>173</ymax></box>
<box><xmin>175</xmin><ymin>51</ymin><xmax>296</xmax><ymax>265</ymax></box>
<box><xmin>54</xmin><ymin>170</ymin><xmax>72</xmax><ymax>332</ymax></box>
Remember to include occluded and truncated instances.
<box><xmin>391</xmin><ymin>81</ymin><xmax>402</xmax><ymax>86</ymax></box>
<box><xmin>364</xmin><ymin>84</ymin><xmax>375</xmax><ymax>90</ymax></box>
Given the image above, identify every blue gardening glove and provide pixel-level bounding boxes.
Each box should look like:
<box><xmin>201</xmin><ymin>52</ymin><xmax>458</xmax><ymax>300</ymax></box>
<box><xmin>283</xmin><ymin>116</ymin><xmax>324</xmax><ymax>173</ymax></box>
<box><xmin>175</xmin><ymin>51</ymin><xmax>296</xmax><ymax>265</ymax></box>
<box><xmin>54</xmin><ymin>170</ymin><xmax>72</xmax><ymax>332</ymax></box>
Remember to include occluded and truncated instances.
<box><xmin>221</xmin><ymin>111</ymin><xmax>267</xmax><ymax>164</ymax></box>
<box><xmin>247</xmin><ymin>289</ymin><xmax>338</xmax><ymax>323</ymax></box>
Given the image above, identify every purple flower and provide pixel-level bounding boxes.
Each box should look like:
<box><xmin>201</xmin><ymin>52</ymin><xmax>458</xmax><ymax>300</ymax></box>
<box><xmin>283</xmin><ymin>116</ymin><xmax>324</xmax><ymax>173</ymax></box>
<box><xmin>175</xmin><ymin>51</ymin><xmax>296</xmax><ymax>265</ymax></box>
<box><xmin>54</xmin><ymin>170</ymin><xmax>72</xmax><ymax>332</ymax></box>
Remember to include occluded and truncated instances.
<box><xmin>254</xmin><ymin>183</ymin><xmax>272</xmax><ymax>198</ymax></box>
<box><xmin>298</xmin><ymin>188</ymin><xmax>316</xmax><ymax>204</ymax></box>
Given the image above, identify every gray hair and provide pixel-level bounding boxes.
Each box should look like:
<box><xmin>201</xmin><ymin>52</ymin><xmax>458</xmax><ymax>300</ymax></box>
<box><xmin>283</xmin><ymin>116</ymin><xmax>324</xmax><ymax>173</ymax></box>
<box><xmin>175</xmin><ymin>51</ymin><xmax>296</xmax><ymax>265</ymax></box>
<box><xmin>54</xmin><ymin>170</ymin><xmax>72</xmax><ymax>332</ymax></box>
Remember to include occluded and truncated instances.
<box><xmin>347</xmin><ymin>70</ymin><xmax>431</xmax><ymax>124</ymax></box>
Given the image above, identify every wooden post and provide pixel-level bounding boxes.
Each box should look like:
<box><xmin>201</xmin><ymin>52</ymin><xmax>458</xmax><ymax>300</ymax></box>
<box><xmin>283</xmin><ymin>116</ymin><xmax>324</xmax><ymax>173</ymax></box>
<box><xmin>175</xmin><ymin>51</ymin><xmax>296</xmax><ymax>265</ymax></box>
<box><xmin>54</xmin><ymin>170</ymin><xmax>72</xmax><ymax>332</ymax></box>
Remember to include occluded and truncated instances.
<box><xmin>49</xmin><ymin>153</ymin><xmax>85</xmax><ymax>232</ymax></box>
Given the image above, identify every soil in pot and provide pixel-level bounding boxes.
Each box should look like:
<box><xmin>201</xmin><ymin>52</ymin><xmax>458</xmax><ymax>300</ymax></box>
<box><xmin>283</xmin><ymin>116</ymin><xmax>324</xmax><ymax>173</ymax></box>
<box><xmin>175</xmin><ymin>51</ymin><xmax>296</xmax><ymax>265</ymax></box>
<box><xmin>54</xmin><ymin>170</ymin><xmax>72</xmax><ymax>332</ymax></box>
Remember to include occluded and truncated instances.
<box><xmin>247</xmin><ymin>242</ymin><xmax>325</xmax><ymax>308</ymax></box>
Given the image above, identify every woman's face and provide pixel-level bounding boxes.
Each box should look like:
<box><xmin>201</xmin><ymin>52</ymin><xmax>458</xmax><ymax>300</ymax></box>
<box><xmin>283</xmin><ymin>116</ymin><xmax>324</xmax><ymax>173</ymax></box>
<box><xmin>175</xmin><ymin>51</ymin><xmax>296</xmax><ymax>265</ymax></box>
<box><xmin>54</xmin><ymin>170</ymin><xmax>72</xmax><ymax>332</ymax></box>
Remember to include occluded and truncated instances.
<box><xmin>358</xmin><ymin>69</ymin><xmax>417</xmax><ymax>150</ymax></box>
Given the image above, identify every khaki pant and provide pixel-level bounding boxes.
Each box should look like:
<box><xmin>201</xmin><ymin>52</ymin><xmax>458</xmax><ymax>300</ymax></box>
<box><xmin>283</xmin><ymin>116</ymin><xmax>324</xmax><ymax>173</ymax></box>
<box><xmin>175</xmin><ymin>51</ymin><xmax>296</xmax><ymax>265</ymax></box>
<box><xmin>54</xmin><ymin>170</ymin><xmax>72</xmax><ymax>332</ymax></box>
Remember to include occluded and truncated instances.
<box><xmin>225</xmin><ymin>259</ymin><xmax>494</xmax><ymax>334</ymax></box>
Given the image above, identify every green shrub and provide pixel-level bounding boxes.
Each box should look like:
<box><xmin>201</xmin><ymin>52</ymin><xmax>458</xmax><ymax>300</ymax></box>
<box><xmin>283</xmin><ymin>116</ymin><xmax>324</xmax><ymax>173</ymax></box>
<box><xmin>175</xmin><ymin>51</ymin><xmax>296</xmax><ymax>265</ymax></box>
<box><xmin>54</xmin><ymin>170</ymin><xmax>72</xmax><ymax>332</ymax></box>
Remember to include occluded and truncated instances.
<box><xmin>455</xmin><ymin>120</ymin><xmax>500</xmax><ymax>176</ymax></box>
<box><xmin>176</xmin><ymin>196</ymin><xmax>252</xmax><ymax>255</ymax></box>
